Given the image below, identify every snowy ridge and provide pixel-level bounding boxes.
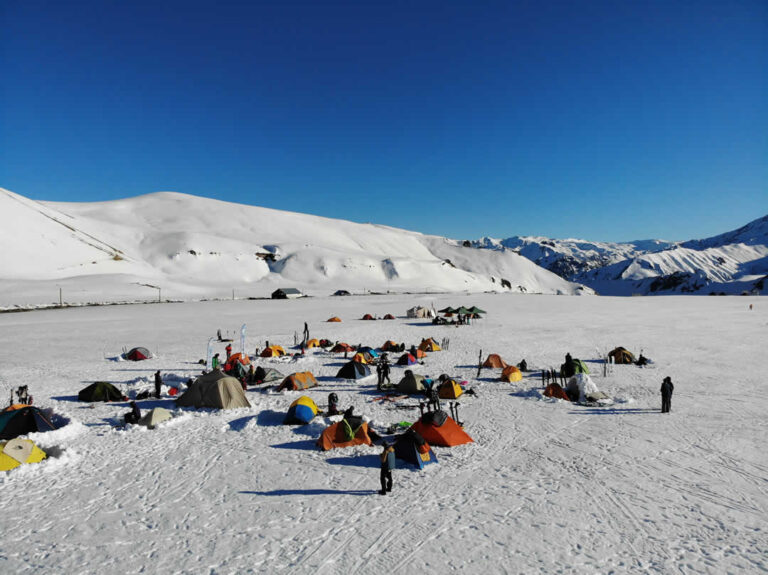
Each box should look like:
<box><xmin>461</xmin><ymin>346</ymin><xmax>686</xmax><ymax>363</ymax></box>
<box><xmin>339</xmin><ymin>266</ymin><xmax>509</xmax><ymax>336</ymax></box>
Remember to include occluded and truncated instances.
<box><xmin>0</xmin><ymin>187</ymin><xmax>588</xmax><ymax>307</ymax></box>
<box><xmin>473</xmin><ymin>215</ymin><xmax>768</xmax><ymax>295</ymax></box>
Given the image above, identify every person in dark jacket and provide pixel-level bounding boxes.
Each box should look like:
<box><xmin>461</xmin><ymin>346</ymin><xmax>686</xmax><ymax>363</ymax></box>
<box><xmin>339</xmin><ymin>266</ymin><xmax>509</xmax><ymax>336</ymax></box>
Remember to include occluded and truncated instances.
<box><xmin>124</xmin><ymin>401</ymin><xmax>141</xmax><ymax>425</ymax></box>
<box><xmin>154</xmin><ymin>371</ymin><xmax>162</xmax><ymax>399</ymax></box>
<box><xmin>661</xmin><ymin>376</ymin><xmax>674</xmax><ymax>413</ymax></box>
<box><xmin>379</xmin><ymin>443</ymin><xmax>395</xmax><ymax>495</ymax></box>
<box><xmin>380</xmin><ymin>355</ymin><xmax>391</xmax><ymax>387</ymax></box>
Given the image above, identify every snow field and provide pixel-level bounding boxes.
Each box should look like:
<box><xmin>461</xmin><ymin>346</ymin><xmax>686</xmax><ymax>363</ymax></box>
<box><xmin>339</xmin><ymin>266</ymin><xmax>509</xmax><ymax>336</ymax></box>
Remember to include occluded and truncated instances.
<box><xmin>0</xmin><ymin>293</ymin><xmax>766</xmax><ymax>574</ymax></box>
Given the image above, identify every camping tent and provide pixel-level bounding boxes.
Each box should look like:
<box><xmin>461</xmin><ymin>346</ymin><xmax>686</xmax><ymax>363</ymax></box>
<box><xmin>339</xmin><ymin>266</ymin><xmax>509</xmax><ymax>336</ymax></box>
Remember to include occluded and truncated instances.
<box><xmin>396</xmin><ymin>353</ymin><xmax>417</xmax><ymax>366</ymax></box>
<box><xmin>466</xmin><ymin>306</ymin><xmax>486</xmax><ymax>315</ymax></box>
<box><xmin>351</xmin><ymin>352</ymin><xmax>368</xmax><ymax>364</ymax></box>
<box><xmin>123</xmin><ymin>347</ymin><xmax>151</xmax><ymax>361</ymax></box>
<box><xmin>500</xmin><ymin>366</ymin><xmax>523</xmax><ymax>382</ymax></box>
<box><xmin>482</xmin><ymin>354</ymin><xmax>508</xmax><ymax>368</ymax></box>
<box><xmin>382</xmin><ymin>314</ymin><xmax>396</xmax><ymax>320</ymax></box>
<box><xmin>326</xmin><ymin>317</ymin><xmax>342</xmax><ymax>322</ymax></box>
<box><xmin>438</xmin><ymin>379</ymin><xmax>463</xmax><ymax>399</ymax></box>
<box><xmin>277</xmin><ymin>372</ymin><xmax>318</xmax><ymax>391</ymax></box>
<box><xmin>561</xmin><ymin>358</ymin><xmax>590</xmax><ymax>378</ymax></box>
<box><xmin>543</xmin><ymin>383</ymin><xmax>570</xmax><ymax>400</ymax></box>
<box><xmin>78</xmin><ymin>382</ymin><xmax>125</xmax><ymax>402</ymax></box>
<box><xmin>336</xmin><ymin>361</ymin><xmax>372</xmax><ymax>380</ymax></box>
<box><xmin>228</xmin><ymin>352</ymin><xmax>251</xmax><ymax>365</ymax></box>
<box><xmin>176</xmin><ymin>370</ymin><xmax>251</xmax><ymax>409</ymax></box>
<box><xmin>609</xmin><ymin>347</ymin><xmax>636</xmax><ymax>364</ymax></box>
<box><xmin>418</xmin><ymin>338</ymin><xmax>441</xmax><ymax>352</ymax></box>
<box><xmin>0</xmin><ymin>406</ymin><xmax>57</xmax><ymax>440</ymax></box>
<box><xmin>362</xmin><ymin>314</ymin><xmax>375</xmax><ymax>320</ymax></box>
<box><xmin>331</xmin><ymin>342</ymin><xmax>355</xmax><ymax>353</ymax></box>
<box><xmin>260</xmin><ymin>345</ymin><xmax>286</xmax><ymax>358</ymax></box>
<box><xmin>316</xmin><ymin>418</ymin><xmax>373</xmax><ymax>451</ymax></box>
<box><xmin>394</xmin><ymin>429</ymin><xmax>438</xmax><ymax>469</ymax></box>
<box><xmin>381</xmin><ymin>340</ymin><xmax>400</xmax><ymax>352</ymax></box>
<box><xmin>283</xmin><ymin>396</ymin><xmax>319</xmax><ymax>424</ymax></box>
<box><xmin>137</xmin><ymin>407</ymin><xmax>173</xmax><ymax>429</ymax></box>
<box><xmin>398</xmin><ymin>371</ymin><xmax>427</xmax><ymax>394</ymax></box>
<box><xmin>410</xmin><ymin>411</ymin><xmax>473</xmax><ymax>447</ymax></box>
<box><xmin>0</xmin><ymin>438</ymin><xmax>47</xmax><ymax>471</ymax></box>
<box><xmin>253</xmin><ymin>366</ymin><xmax>284</xmax><ymax>384</ymax></box>
<box><xmin>306</xmin><ymin>339</ymin><xmax>320</xmax><ymax>348</ymax></box>
<box><xmin>438</xmin><ymin>306</ymin><xmax>457</xmax><ymax>314</ymax></box>
<box><xmin>406</xmin><ymin>306</ymin><xmax>436</xmax><ymax>319</ymax></box>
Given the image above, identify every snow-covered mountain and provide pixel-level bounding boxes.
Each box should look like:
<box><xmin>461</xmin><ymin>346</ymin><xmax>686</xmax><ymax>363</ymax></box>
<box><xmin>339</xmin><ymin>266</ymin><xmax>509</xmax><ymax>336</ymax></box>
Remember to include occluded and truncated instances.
<box><xmin>0</xmin><ymin>187</ymin><xmax>589</xmax><ymax>307</ymax></box>
<box><xmin>473</xmin><ymin>216</ymin><xmax>768</xmax><ymax>296</ymax></box>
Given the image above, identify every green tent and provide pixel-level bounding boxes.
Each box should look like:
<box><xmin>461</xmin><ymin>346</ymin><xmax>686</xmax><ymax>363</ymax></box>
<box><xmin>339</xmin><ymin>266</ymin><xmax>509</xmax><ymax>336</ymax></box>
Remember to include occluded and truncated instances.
<box><xmin>78</xmin><ymin>382</ymin><xmax>125</xmax><ymax>402</ymax></box>
<box><xmin>467</xmin><ymin>306</ymin><xmax>486</xmax><ymax>314</ymax></box>
<box><xmin>438</xmin><ymin>306</ymin><xmax>457</xmax><ymax>314</ymax></box>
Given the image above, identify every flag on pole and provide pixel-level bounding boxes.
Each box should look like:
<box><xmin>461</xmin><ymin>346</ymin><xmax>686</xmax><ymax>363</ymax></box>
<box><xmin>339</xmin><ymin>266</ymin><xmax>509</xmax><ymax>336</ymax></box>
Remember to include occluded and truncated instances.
<box><xmin>240</xmin><ymin>324</ymin><xmax>247</xmax><ymax>356</ymax></box>
<box><xmin>206</xmin><ymin>337</ymin><xmax>215</xmax><ymax>370</ymax></box>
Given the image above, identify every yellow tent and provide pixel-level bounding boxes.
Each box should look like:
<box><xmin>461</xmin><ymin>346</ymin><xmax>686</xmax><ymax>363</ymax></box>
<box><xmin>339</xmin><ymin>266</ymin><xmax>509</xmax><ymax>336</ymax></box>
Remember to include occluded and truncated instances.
<box><xmin>418</xmin><ymin>338</ymin><xmax>441</xmax><ymax>352</ymax></box>
<box><xmin>0</xmin><ymin>438</ymin><xmax>47</xmax><ymax>471</ymax></box>
<box><xmin>501</xmin><ymin>366</ymin><xmax>523</xmax><ymax>382</ymax></box>
<box><xmin>306</xmin><ymin>339</ymin><xmax>320</xmax><ymax>348</ymax></box>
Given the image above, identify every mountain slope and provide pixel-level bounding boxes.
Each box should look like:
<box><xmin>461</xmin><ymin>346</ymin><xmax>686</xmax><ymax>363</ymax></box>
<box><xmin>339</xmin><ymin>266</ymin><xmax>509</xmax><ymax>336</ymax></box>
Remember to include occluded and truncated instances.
<box><xmin>478</xmin><ymin>215</ymin><xmax>768</xmax><ymax>296</ymax></box>
<box><xmin>0</xmin><ymin>187</ymin><xmax>588</xmax><ymax>306</ymax></box>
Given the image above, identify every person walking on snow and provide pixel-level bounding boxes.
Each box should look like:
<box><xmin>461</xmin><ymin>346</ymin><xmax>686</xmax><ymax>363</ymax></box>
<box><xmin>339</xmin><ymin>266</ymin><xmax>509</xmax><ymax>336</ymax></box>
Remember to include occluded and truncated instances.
<box><xmin>225</xmin><ymin>343</ymin><xmax>232</xmax><ymax>360</ymax></box>
<box><xmin>379</xmin><ymin>443</ymin><xmax>395</xmax><ymax>495</ymax></box>
<box><xmin>380</xmin><ymin>355</ymin><xmax>391</xmax><ymax>387</ymax></box>
<box><xmin>660</xmin><ymin>376</ymin><xmax>674</xmax><ymax>413</ymax></box>
<box><xmin>154</xmin><ymin>371</ymin><xmax>162</xmax><ymax>399</ymax></box>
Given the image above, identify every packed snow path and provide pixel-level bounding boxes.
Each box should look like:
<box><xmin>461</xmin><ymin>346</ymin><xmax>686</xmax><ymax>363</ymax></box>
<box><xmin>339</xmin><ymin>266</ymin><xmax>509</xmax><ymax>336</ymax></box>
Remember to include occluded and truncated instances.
<box><xmin>1</xmin><ymin>294</ymin><xmax>766</xmax><ymax>573</ymax></box>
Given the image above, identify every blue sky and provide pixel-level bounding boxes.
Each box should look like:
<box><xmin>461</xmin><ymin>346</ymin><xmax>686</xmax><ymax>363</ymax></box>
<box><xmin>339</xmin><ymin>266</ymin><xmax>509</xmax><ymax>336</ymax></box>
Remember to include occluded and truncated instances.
<box><xmin>1</xmin><ymin>1</ymin><xmax>766</xmax><ymax>242</ymax></box>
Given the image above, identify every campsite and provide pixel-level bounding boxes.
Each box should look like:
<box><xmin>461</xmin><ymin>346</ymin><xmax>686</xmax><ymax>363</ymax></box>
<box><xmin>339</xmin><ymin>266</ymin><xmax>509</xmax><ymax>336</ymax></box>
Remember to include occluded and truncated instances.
<box><xmin>1</xmin><ymin>293</ymin><xmax>766</xmax><ymax>573</ymax></box>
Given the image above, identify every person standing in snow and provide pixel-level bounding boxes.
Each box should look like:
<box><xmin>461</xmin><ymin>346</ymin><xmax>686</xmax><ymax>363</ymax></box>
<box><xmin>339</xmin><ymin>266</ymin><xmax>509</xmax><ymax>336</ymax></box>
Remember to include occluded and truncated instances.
<box><xmin>376</xmin><ymin>362</ymin><xmax>383</xmax><ymax>391</ymax></box>
<box><xmin>212</xmin><ymin>353</ymin><xmax>220</xmax><ymax>370</ymax></box>
<box><xmin>154</xmin><ymin>371</ymin><xmax>162</xmax><ymax>399</ymax></box>
<box><xmin>303</xmin><ymin>322</ymin><xmax>309</xmax><ymax>344</ymax></box>
<box><xmin>225</xmin><ymin>343</ymin><xmax>232</xmax><ymax>360</ymax></box>
<box><xmin>660</xmin><ymin>376</ymin><xmax>674</xmax><ymax>413</ymax></box>
<box><xmin>380</xmin><ymin>355</ymin><xmax>391</xmax><ymax>387</ymax></box>
<box><xmin>379</xmin><ymin>443</ymin><xmax>395</xmax><ymax>495</ymax></box>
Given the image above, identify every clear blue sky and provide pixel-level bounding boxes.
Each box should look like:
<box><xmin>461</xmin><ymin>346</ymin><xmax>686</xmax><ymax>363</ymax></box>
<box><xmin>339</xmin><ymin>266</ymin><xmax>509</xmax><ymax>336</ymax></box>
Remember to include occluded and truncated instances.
<box><xmin>1</xmin><ymin>0</ymin><xmax>766</xmax><ymax>242</ymax></box>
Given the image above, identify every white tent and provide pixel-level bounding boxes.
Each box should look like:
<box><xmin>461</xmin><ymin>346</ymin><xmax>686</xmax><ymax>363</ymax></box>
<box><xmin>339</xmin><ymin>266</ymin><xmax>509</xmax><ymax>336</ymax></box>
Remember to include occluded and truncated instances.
<box><xmin>406</xmin><ymin>306</ymin><xmax>435</xmax><ymax>319</ymax></box>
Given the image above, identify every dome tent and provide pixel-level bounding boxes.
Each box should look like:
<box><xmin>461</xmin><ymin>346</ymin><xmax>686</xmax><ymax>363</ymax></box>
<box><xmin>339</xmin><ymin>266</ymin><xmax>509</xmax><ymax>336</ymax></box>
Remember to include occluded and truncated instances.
<box><xmin>123</xmin><ymin>347</ymin><xmax>151</xmax><ymax>361</ymax></box>
<box><xmin>176</xmin><ymin>370</ymin><xmax>251</xmax><ymax>409</ymax></box>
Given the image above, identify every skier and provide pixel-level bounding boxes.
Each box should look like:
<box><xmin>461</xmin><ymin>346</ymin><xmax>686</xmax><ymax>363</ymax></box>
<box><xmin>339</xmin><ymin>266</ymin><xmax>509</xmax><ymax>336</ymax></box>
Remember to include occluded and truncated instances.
<box><xmin>154</xmin><ymin>371</ymin><xmax>162</xmax><ymax>399</ymax></box>
<box><xmin>661</xmin><ymin>376</ymin><xmax>674</xmax><ymax>413</ymax></box>
<box><xmin>379</xmin><ymin>443</ymin><xmax>395</xmax><ymax>495</ymax></box>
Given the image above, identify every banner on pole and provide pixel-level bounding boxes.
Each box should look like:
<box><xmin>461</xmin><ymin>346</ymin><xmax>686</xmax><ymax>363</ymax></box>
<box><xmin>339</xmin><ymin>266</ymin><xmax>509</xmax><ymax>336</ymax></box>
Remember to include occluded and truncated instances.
<box><xmin>206</xmin><ymin>337</ymin><xmax>215</xmax><ymax>370</ymax></box>
<box><xmin>240</xmin><ymin>324</ymin><xmax>247</xmax><ymax>356</ymax></box>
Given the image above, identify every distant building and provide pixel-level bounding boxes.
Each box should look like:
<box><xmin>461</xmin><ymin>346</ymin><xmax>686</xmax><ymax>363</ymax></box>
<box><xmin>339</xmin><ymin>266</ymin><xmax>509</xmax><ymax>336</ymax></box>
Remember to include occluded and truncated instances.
<box><xmin>271</xmin><ymin>288</ymin><xmax>303</xmax><ymax>300</ymax></box>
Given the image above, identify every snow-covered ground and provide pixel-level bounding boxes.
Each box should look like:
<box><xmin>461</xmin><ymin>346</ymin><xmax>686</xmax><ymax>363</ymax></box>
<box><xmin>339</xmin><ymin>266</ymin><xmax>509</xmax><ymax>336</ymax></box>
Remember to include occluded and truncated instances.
<box><xmin>1</xmin><ymin>293</ymin><xmax>766</xmax><ymax>574</ymax></box>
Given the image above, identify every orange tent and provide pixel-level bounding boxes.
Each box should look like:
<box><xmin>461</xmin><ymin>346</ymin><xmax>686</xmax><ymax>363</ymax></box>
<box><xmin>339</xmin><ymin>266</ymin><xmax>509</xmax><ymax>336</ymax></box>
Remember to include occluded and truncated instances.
<box><xmin>260</xmin><ymin>346</ymin><xmax>286</xmax><ymax>358</ymax></box>
<box><xmin>411</xmin><ymin>412</ymin><xmax>473</xmax><ymax>447</ymax></box>
<box><xmin>482</xmin><ymin>354</ymin><xmax>508</xmax><ymax>368</ymax></box>
<box><xmin>351</xmin><ymin>352</ymin><xmax>368</xmax><ymax>364</ymax></box>
<box><xmin>381</xmin><ymin>340</ymin><xmax>399</xmax><ymax>351</ymax></box>
<box><xmin>412</xmin><ymin>348</ymin><xmax>427</xmax><ymax>359</ymax></box>
<box><xmin>306</xmin><ymin>339</ymin><xmax>320</xmax><ymax>348</ymax></box>
<box><xmin>317</xmin><ymin>420</ymin><xmax>373</xmax><ymax>451</ymax></box>
<box><xmin>326</xmin><ymin>317</ymin><xmax>342</xmax><ymax>322</ymax></box>
<box><xmin>418</xmin><ymin>338</ymin><xmax>441</xmax><ymax>352</ymax></box>
<box><xmin>228</xmin><ymin>352</ymin><xmax>251</xmax><ymax>365</ymax></box>
<box><xmin>331</xmin><ymin>342</ymin><xmax>355</xmax><ymax>353</ymax></box>
<box><xmin>544</xmin><ymin>382</ymin><xmax>570</xmax><ymax>400</ymax></box>
<box><xmin>277</xmin><ymin>371</ymin><xmax>318</xmax><ymax>391</ymax></box>
<box><xmin>500</xmin><ymin>366</ymin><xmax>523</xmax><ymax>382</ymax></box>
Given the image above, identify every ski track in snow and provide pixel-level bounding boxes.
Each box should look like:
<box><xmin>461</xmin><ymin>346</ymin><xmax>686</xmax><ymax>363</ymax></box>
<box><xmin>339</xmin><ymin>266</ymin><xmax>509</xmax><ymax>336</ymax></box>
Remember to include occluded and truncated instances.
<box><xmin>0</xmin><ymin>293</ymin><xmax>767</xmax><ymax>574</ymax></box>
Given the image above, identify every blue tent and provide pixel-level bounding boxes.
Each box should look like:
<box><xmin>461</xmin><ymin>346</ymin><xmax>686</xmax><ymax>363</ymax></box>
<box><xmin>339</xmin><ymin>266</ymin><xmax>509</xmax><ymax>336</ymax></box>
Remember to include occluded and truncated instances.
<box><xmin>394</xmin><ymin>429</ymin><xmax>438</xmax><ymax>469</ymax></box>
